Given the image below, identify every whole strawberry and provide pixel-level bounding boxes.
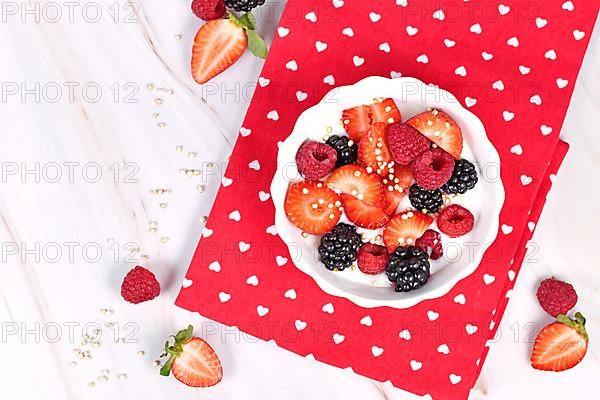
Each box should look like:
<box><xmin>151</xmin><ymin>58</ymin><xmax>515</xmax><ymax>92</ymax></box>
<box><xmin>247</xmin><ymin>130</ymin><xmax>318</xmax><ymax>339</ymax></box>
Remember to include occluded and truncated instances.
<box><xmin>536</xmin><ymin>278</ymin><xmax>578</xmax><ymax>317</ymax></box>
<box><xmin>121</xmin><ymin>266</ymin><xmax>161</xmax><ymax>304</ymax></box>
<box><xmin>191</xmin><ymin>0</ymin><xmax>226</xmax><ymax>21</ymax></box>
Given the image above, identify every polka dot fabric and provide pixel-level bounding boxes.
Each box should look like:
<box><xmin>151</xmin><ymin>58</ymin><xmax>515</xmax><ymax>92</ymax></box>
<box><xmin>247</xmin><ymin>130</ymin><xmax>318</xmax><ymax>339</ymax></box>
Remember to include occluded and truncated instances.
<box><xmin>176</xmin><ymin>1</ymin><xmax>597</xmax><ymax>398</ymax></box>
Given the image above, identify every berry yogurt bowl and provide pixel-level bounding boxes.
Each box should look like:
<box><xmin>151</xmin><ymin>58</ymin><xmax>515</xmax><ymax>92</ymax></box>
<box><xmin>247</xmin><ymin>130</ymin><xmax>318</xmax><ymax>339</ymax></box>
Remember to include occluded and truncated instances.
<box><xmin>270</xmin><ymin>76</ymin><xmax>505</xmax><ymax>309</ymax></box>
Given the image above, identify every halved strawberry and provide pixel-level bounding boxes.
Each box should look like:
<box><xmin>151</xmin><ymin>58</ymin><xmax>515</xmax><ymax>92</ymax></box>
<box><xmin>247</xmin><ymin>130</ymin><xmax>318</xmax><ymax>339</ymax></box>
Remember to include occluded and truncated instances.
<box><xmin>371</xmin><ymin>98</ymin><xmax>401</xmax><ymax>125</ymax></box>
<box><xmin>407</xmin><ymin>109</ymin><xmax>463</xmax><ymax>159</ymax></box>
<box><xmin>341</xmin><ymin>194</ymin><xmax>389</xmax><ymax>229</ymax></box>
<box><xmin>358</xmin><ymin>123</ymin><xmax>393</xmax><ymax>175</ymax></box>
<box><xmin>284</xmin><ymin>181</ymin><xmax>341</xmax><ymax>234</ymax></box>
<box><xmin>325</xmin><ymin>165</ymin><xmax>385</xmax><ymax>208</ymax></box>
<box><xmin>383</xmin><ymin>189</ymin><xmax>405</xmax><ymax>216</ymax></box>
<box><xmin>191</xmin><ymin>18</ymin><xmax>247</xmax><ymax>84</ymax></box>
<box><xmin>342</xmin><ymin>105</ymin><xmax>371</xmax><ymax>142</ymax></box>
<box><xmin>383</xmin><ymin>210</ymin><xmax>434</xmax><ymax>252</ymax></box>
<box><xmin>161</xmin><ymin>325</ymin><xmax>223</xmax><ymax>387</ymax></box>
<box><xmin>531</xmin><ymin>313</ymin><xmax>589</xmax><ymax>372</ymax></box>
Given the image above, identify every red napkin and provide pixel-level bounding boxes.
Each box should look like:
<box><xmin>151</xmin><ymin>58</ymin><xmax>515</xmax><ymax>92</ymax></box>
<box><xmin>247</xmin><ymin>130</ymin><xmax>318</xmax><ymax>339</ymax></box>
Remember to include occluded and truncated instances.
<box><xmin>177</xmin><ymin>1</ymin><xmax>596</xmax><ymax>398</ymax></box>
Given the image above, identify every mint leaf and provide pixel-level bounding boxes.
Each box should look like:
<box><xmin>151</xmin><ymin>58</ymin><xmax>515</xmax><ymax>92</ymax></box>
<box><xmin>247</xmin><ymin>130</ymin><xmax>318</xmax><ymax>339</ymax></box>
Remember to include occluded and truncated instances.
<box><xmin>159</xmin><ymin>355</ymin><xmax>173</xmax><ymax>376</ymax></box>
<box><xmin>239</xmin><ymin>12</ymin><xmax>256</xmax><ymax>30</ymax></box>
<box><xmin>246</xmin><ymin>30</ymin><xmax>268</xmax><ymax>59</ymax></box>
<box><xmin>174</xmin><ymin>325</ymin><xmax>193</xmax><ymax>344</ymax></box>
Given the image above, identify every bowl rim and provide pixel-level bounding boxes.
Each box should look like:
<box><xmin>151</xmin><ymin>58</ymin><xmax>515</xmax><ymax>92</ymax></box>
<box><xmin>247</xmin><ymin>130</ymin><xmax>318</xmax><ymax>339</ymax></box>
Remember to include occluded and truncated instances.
<box><xmin>270</xmin><ymin>76</ymin><xmax>505</xmax><ymax>309</ymax></box>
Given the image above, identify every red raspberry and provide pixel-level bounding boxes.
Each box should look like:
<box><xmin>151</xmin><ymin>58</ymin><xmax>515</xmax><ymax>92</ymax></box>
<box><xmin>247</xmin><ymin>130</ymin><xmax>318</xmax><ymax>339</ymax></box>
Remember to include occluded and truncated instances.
<box><xmin>121</xmin><ymin>266</ymin><xmax>161</xmax><ymax>304</ymax></box>
<box><xmin>412</xmin><ymin>148</ymin><xmax>455</xmax><ymax>190</ymax></box>
<box><xmin>191</xmin><ymin>0</ymin><xmax>226</xmax><ymax>21</ymax></box>
<box><xmin>536</xmin><ymin>278</ymin><xmax>578</xmax><ymax>317</ymax></box>
<box><xmin>387</xmin><ymin>123</ymin><xmax>430</xmax><ymax>165</ymax></box>
<box><xmin>357</xmin><ymin>243</ymin><xmax>389</xmax><ymax>274</ymax></box>
<box><xmin>437</xmin><ymin>204</ymin><xmax>474</xmax><ymax>238</ymax></box>
<box><xmin>415</xmin><ymin>229</ymin><xmax>443</xmax><ymax>260</ymax></box>
<box><xmin>296</xmin><ymin>141</ymin><xmax>338</xmax><ymax>180</ymax></box>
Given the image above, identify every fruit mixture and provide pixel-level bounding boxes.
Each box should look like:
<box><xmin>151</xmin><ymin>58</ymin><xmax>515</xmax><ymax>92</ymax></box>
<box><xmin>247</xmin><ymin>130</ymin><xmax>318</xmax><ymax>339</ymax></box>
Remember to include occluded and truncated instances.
<box><xmin>530</xmin><ymin>278</ymin><xmax>589</xmax><ymax>372</ymax></box>
<box><xmin>284</xmin><ymin>98</ymin><xmax>479</xmax><ymax>293</ymax></box>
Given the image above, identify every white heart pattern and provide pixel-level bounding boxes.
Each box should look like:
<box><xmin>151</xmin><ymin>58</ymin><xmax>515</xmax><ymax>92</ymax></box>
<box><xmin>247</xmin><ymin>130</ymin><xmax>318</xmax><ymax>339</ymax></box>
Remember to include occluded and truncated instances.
<box><xmin>410</xmin><ymin>360</ymin><xmax>423</xmax><ymax>371</ymax></box>
<box><xmin>466</xmin><ymin>324</ymin><xmax>479</xmax><ymax>334</ymax></box>
<box><xmin>333</xmin><ymin>0</ymin><xmax>344</xmax><ymax>8</ymax></box>
<box><xmin>406</xmin><ymin>26</ymin><xmax>418</xmax><ymax>36</ymax></box>
<box><xmin>342</xmin><ymin>27</ymin><xmax>354</xmax><ymax>37</ymax></box>
<box><xmin>492</xmin><ymin>80</ymin><xmax>505</xmax><ymax>91</ymax></box>
<box><xmin>353</xmin><ymin>55</ymin><xmax>365</xmax><ymax>66</ymax></box>
<box><xmin>528</xmin><ymin>221</ymin><xmax>536</xmax><ymax>232</ymax></box>
<box><xmin>427</xmin><ymin>310</ymin><xmax>439</xmax><ymax>321</ymax></box>
<box><xmin>266</xmin><ymin>225</ymin><xmax>277</xmax><ymax>235</ymax></box>
<box><xmin>267</xmin><ymin>110</ymin><xmax>280</xmax><ymax>121</ymax></box>
<box><xmin>444</xmin><ymin>38</ymin><xmax>456</xmax><ymax>47</ymax></box>
<box><xmin>503</xmin><ymin>110</ymin><xmax>515</xmax><ymax>122</ymax></box>
<box><xmin>285</xmin><ymin>60</ymin><xmax>298</xmax><ymax>71</ymax></box>
<box><xmin>510</xmin><ymin>144</ymin><xmax>523</xmax><ymax>155</ymax></box>
<box><xmin>239</xmin><ymin>241</ymin><xmax>250</xmax><ymax>252</ymax></box>
<box><xmin>508</xmin><ymin>270</ymin><xmax>516</xmax><ymax>281</ymax></box>
<box><xmin>315</xmin><ymin>41</ymin><xmax>328</xmax><ymax>52</ymax></box>
<box><xmin>277</xmin><ymin>27</ymin><xmax>290</xmax><ymax>38</ymax></box>
<box><xmin>535</xmin><ymin>17</ymin><xmax>548</xmax><ymax>28</ymax></box>
<box><xmin>501</xmin><ymin>224</ymin><xmax>514</xmax><ymax>234</ymax></box>
<box><xmin>521</xmin><ymin>175</ymin><xmax>533</xmax><ymax>186</ymax></box>
<box><xmin>275</xmin><ymin>255</ymin><xmax>288</xmax><ymax>266</ymax></box>
<box><xmin>438</xmin><ymin>344</ymin><xmax>450</xmax><ymax>354</ymax></box>
<box><xmin>483</xmin><ymin>274</ymin><xmax>496</xmax><ymax>285</ymax></box>
<box><xmin>246</xmin><ymin>275</ymin><xmax>259</xmax><ymax>286</ymax></box>
<box><xmin>506</xmin><ymin>36</ymin><xmax>519</xmax><ymax>47</ymax></box>
<box><xmin>295</xmin><ymin>320</ymin><xmax>307</xmax><ymax>330</ymax></box>
<box><xmin>455</xmin><ymin>66</ymin><xmax>467</xmax><ymax>77</ymax></box>
<box><xmin>322</xmin><ymin>303</ymin><xmax>335</xmax><ymax>314</ymax></box>
<box><xmin>221</xmin><ymin>176</ymin><xmax>233</xmax><ymax>187</ymax></box>
<box><xmin>332</xmin><ymin>333</ymin><xmax>345</xmax><ymax>344</ymax></box>
<box><xmin>432</xmin><ymin>9</ymin><xmax>445</xmax><ymax>20</ymax></box>
<box><xmin>519</xmin><ymin>65</ymin><xmax>531</xmax><ymax>75</ymax></box>
<box><xmin>498</xmin><ymin>4</ymin><xmax>510</xmax><ymax>15</ymax></box>
<box><xmin>202</xmin><ymin>227</ymin><xmax>213</xmax><ymax>238</ymax></box>
<box><xmin>284</xmin><ymin>289</ymin><xmax>297</xmax><ymax>299</ymax></box>
<box><xmin>305</xmin><ymin>11</ymin><xmax>317</xmax><ymax>22</ymax></box>
<box><xmin>470</xmin><ymin>23</ymin><xmax>482</xmax><ymax>34</ymax></box>
<box><xmin>296</xmin><ymin>91</ymin><xmax>308</xmax><ymax>101</ymax></box>
<box><xmin>360</xmin><ymin>316</ymin><xmax>373</xmax><ymax>327</ymax></box>
<box><xmin>248</xmin><ymin>160</ymin><xmax>261</xmax><ymax>170</ymax></box>
<box><xmin>530</xmin><ymin>95</ymin><xmax>542</xmax><ymax>106</ymax></box>
<box><xmin>453</xmin><ymin>294</ymin><xmax>466</xmax><ymax>305</ymax></box>
<box><xmin>399</xmin><ymin>329</ymin><xmax>412</xmax><ymax>340</ymax></box>
<box><xmin>416</xmin><ymin>54</ymin><xmax>429</xmax><ymax>64</ymax></box>
<box><xmin>556</xmin><ymin>78</ymin><xmax>569</xmax><ymax>89</ymax></box>
<box><xmin>228</xmin><ymin>210</ymin><xmax>241</xmax><ymax>221</ymax></box>
<box><xmin>371</xmin><ymin>346</ymin><xmax>384</xmax><ymax>357</ymax></box>
<box><xmin>481</xmin><ymin>51</ymin><xmax>493</xmax><ymax>60</ymax></box>
<box><xmin>208</xmin><ymin>261</ymin><xmax>222</xmax><ymax>272</ymax></box>
<box><xmin>218</xmin><ymin>292</ymin><xmax>231</xmax><ymax>302</ymax></box>
<box><xmin>181</xmin><ymin>278</ymin><xmax>193</xmax><ymax>288</ymax></box>
<box><xmin>379</xmin><ymin>42</ymin><xmax>391</xmax><ymax>53</ymax></box>
<box><xmin>562</xmin><ymin>1</ymin><xmax>574</xmax><ymax>11</ymax></box>
<box><xmin>544</xmin><ymin>49</ymin><xmax>557</xmax><ymax>60</ymax></box>
<box><xmin>369</xmin><ymin>12</ymin><xmax>381</xmax><ymax>22</ymax></box>
<box><xmin>573</xmin><ymin>30</ymin><xmax>585</xmax><ymax>40</ymax></box>
<box><xmin>256</xmin><ymin>305</ymin><xmax>269</xmax><ymax>317</ymax></box>
<box><xmin>258</xmin><ymin>191</ymin><xmax>270</xmax><ymax>202</ymax></box>
<box><xmin>258</xmin><ymin>77</ymin><xmax>270</xmax><ymax>87</ymax></box>
<box><xmin>449</xmin><ymin>374</ymin><xmax>462</xmax><ymax>384</ymax></box>
<box><xmin>323</xmin><ymin>74</ymin><xmax>335</xmax><ymax>85</ymax></box>
<box><xmin>465</xmin><ymin>97</ymin><xmax>477</xmax><ymax>107</ymax></box>
<box><xmin>540</xmin><ymin>125</ymin><xmax>553</xmax><ymax>136</ymax></box>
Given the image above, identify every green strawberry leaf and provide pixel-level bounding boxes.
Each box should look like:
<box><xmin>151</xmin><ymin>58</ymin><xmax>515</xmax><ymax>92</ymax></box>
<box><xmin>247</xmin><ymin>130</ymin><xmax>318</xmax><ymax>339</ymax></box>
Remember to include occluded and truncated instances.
<box><xmin>239</xmin><ymin>12</ymin><xmax>256</xmax><ymax>30</ymax></box>
<box><xmin>246</xmin><ymin>30</ymin><xmax>268</xmax><ymax>59</ymax></box>
<box><xmin>174</xmin><ymin>325</ymin><xmax>194</xmax><ymax>344</ymax></box>
<box><xmin>159</xmin><ymin>355</ymin><xmax>174</xmax><ymax>376</ymax></box>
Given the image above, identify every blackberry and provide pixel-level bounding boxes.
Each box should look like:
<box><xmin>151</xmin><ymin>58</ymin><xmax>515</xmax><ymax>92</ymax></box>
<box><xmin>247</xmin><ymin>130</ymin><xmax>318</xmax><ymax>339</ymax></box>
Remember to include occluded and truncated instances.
<box><xmin>441</xmin><ymin>159</ymin><xmax>478</xmax><ymax>195</ymax></box>
<box><xmin>409</xmin><ymin>184</ymin><xmax>443</xmax><ymax>213</ymax></box>
<box><xmin>225</xmin><ymin>0</ymin><xmax>265</xmax><ymax>12</ymax></box>
<box><xmin>386</xmin><ymin>246</ymin><xmax>431</xmax><ymax>292</ymax></box>
<box><xmin>326</xmin><ymin>135</ymin><xmax>358</xmax><ymax>167</ymax></box>
<box><xmin>319</xmin><ymin>223</ymin><xmax>362</xmax><ymax>271</ymax></box>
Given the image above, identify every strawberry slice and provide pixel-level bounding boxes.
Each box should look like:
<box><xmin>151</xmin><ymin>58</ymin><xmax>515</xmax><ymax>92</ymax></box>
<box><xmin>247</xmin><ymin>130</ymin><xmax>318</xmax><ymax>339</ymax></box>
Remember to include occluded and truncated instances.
<box><xmin>342</xmin><ymin>105</ymin><xmax>371</xmax><ymax>142</ymax></box>
<box><xmin>341</xmin><ymin>194</ymin><xmax>389</xmax><ymax>229</ymax></box>
<box><xmin>371</xmin><ymin>98</ymin><xmax>402</xmax><ymax>125</ymax></box>
<box><xmin>383</xmin><ymin>189</ymin><xmax>405</xmax><ymax>216</ymax></box>
<box><xmin>326</xmin><ymin>165</ymin><xmax>385</xmax><ymax>208</ymax></box>
<box><xmin>407</xmin><ymin>109</ymin><xmax>463</xmax><ymax>159</ymax></box>
<box><xmin>284</xmin><ymin>181</ymin><xmax>342</xmax><ymax>234</ymax></box>
<box><xmin>192</xmin><ymin>18</ymin><xmax>247</xmax><ymax>84</ymax></box>
<box><xmin>383</xmin><ymin>210</ymin><xmax>434</xmax><ymax>252</ymax></box>
<box><xmin>161</xmin><ymin>325</ymin><xmax>223</xmax><ymax>387</ymax></box>
<box><xmin>342</xmin><ymin>98</ymin><xmax>401</xmax><ymax>142</ymax></box>
<box><xmin>358</xmin><ymin>123</ymin><xmax>393</xmax><ymax>175</ymax></box>
<box><xmin>393</xmin><ymin>165</ymin><xmax>415</xmax><ymax>188</ymax></box>
<box><xmin>531</xmin><ymin>313</ymin><xmax>589</xmax><ymax>372</ymax></box>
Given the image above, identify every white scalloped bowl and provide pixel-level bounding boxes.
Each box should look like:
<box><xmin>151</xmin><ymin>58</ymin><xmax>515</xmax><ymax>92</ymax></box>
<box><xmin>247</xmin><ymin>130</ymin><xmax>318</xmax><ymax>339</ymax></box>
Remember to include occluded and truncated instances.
<box><xmin>270</xmin><ymin>76</ymin><xmax>504</xmax><ymax>309</ymax></box>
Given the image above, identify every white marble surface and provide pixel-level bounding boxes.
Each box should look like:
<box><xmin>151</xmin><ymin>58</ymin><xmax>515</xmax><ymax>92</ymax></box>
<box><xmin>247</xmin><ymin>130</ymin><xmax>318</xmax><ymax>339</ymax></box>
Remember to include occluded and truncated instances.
<box><xmin>0</xmin><ymin>1</ymin><xmax>598</xmax><ymax>399</ymax></box>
